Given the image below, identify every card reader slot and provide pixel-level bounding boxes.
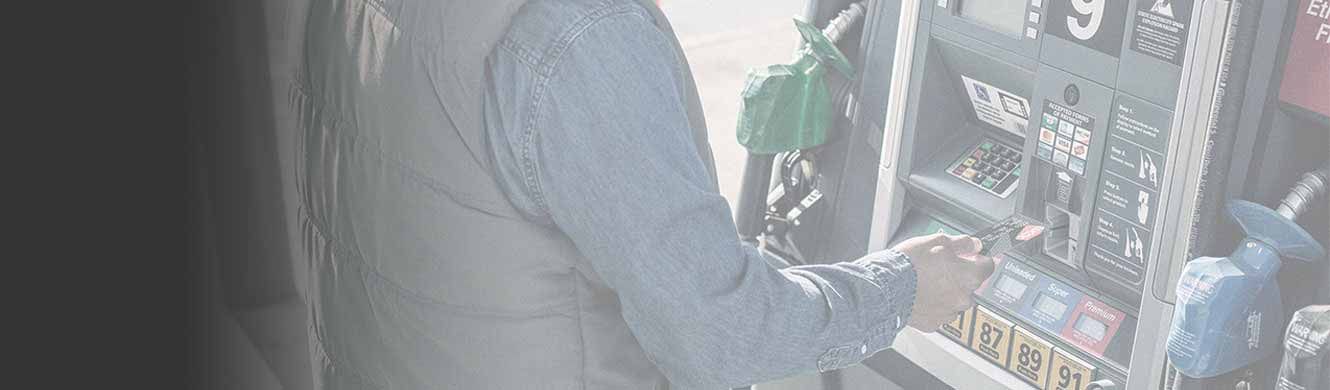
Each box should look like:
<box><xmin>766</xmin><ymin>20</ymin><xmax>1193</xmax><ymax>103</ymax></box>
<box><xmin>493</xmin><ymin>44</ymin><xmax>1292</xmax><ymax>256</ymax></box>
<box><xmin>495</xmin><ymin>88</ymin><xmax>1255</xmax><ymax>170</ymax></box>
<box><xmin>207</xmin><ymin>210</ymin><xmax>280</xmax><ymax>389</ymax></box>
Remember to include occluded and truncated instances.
<box><xmin>1043</xmin><ymin>204</ymin><xmax>1077</xmax><ymax>268</ymax></box>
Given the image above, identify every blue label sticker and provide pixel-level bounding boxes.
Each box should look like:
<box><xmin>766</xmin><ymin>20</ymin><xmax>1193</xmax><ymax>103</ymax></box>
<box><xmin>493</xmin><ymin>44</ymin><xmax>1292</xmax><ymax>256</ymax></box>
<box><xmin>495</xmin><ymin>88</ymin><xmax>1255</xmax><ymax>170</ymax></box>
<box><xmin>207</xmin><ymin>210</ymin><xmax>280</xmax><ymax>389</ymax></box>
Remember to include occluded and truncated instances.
<box><xmin>1018</xmin><ymin>277</ymin><xmax>1084</xmax><ymax>335</ymax></box>
<box><xmin>981</xmin><ymin>260</ymin><xmax>1043</xmax><ymax>310</ymax></box>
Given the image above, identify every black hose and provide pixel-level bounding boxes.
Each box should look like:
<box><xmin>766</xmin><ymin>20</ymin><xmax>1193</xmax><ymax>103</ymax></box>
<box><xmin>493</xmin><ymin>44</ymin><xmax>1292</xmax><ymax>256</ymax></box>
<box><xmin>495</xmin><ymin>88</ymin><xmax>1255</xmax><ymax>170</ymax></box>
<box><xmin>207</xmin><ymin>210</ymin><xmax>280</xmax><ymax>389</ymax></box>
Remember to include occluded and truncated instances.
<box><xmin>1276</xmin><ymin>163</ymin><xmax>1330</xmax><ymax>221</ymax></box>
<box><xmin>1185</xmin><ymin>0</ymin><xmax>1261</xmax><ymax>261</ymax></box>
<box><xmin>819</xmin><ymin>2</ymin><xmax>867</xmax><ymax>45</ymax></box>
<box><xmin>1174</xmin><ymin>0</ymin><xmax>1262</xmax><ymax>386</ymax></box>
<box><xmin>736</xmin><ymin>153</ymin><xmax>775</xmax><ymax>243</ymax></box>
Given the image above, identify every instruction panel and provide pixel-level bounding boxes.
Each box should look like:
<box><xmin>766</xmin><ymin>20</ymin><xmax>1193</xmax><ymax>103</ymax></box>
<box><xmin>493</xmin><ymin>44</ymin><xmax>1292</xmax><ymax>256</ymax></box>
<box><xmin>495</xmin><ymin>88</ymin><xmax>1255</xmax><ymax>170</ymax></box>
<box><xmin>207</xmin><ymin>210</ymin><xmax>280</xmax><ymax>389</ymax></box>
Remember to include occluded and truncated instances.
<box><xmin>1085</xmin><ymin>94</ymin><xmax>1173</xmax><ymax>285</ymax></box>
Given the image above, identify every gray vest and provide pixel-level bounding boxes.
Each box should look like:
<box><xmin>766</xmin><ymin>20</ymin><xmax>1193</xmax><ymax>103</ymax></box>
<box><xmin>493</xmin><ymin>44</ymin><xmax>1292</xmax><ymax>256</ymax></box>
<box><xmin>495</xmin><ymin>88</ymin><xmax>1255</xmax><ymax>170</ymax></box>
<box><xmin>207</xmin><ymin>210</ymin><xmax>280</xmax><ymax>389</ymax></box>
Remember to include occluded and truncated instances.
<box><xmin>294</xmin><ymin>0</ymin><xmax>716</xmax><ymax>388</ymax></box>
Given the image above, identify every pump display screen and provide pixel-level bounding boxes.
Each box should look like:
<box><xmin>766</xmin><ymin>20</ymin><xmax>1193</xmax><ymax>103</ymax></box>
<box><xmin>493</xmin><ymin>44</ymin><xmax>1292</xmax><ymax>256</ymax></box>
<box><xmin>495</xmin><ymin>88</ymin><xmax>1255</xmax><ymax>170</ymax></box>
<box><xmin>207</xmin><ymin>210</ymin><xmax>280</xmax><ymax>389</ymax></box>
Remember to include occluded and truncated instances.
<box><xmin>1074</xmin><ymin>315</ymin><xmax>1108</xmax><ymax>341</ymax></box>
<box><xmin>1034</xmin><ymin>294</ymin><xmax>1069</xmax><ymax>317</ymax></box>
<box><xmin>959</xmin><ymin>0</ymin><xmax>1027</xmax><ymax>37</ymax></box>
<box><xmin>996</xmin><ymin>275</ymin><xmax>1030</xmax><ymax>298</ymax></box>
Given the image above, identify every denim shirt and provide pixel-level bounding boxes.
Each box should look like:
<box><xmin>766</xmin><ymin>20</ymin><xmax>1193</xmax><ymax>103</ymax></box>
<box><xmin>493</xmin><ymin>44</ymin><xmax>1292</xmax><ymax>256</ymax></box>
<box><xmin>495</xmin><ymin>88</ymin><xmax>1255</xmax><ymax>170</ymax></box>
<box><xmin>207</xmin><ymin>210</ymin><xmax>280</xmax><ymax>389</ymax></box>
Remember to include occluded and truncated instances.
<box><xmin>483</xmin><ymin>0</ymin><xmax>918</xmax><ymax>387</ymax></box>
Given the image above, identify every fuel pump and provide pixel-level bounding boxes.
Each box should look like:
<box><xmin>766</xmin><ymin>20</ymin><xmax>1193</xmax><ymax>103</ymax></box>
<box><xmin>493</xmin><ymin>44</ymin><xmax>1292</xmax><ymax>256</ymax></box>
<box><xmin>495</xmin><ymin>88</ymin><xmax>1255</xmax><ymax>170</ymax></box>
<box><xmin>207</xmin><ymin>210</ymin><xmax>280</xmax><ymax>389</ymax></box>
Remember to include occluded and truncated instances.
<box><xmin>1167</xmin><ymin>165</ymin><xmax>1330</xmax><ymax>389</ymax></box>
<box><xmin>738</xmin><ymin>0</ymin><xmax>1328</xmax><ymax>388</ymax></box>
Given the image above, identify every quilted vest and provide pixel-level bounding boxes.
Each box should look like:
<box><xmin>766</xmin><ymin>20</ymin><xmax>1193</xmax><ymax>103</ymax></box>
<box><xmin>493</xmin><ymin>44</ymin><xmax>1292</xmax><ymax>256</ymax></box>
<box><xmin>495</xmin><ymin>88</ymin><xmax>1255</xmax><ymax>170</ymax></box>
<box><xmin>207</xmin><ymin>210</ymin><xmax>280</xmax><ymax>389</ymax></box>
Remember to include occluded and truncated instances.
<box><xmin>294</xmin><ymin>0</ymin><xmax>717</xmax><ymax>388</ymax></box>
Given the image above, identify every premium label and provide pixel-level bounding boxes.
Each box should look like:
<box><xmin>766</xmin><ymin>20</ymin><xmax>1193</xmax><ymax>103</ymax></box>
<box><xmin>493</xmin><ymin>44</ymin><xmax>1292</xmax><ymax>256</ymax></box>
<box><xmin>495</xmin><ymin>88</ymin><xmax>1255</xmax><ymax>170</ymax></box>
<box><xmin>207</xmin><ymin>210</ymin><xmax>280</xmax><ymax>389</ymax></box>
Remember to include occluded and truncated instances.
<box><xmin>1061</xmin><ymin>298</ymin><xmax>1126</xmax><ymax>356</ymax></box>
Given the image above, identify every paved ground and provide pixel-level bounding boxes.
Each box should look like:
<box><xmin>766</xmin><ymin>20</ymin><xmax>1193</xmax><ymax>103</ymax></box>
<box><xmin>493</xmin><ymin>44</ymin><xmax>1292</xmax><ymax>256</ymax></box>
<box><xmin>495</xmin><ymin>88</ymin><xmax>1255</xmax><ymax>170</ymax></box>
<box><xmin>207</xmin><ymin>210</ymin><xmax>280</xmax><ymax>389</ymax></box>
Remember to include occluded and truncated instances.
<box><xmin>660</xmin><ymin>0</ymin><xmax>806</xmax><ymax>211</ymax></box>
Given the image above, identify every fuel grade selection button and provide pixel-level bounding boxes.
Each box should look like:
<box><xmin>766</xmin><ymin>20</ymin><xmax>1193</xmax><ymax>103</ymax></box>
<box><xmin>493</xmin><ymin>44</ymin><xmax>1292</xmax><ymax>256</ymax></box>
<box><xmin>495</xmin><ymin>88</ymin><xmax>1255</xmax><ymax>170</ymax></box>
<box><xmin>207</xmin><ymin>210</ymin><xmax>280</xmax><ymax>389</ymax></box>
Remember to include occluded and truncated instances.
<box><xmin>1009</xmin><ymin>327</ymin><xmax>1054</xmax><ymax>389</ymax></box>
<box><xmin>1048</xmin><ymin>348</ymin><xmax>1096</xmax><ymax>390</ymax></box>
<box><xmin>941</xmin><ymin>307</ymin><xmax>975</xmax><ymax>344</ymax></box>
<box><xmin>970</xmin><ymin>306</ymin><xmax>1016</xmax><ymax>367</ymax></box>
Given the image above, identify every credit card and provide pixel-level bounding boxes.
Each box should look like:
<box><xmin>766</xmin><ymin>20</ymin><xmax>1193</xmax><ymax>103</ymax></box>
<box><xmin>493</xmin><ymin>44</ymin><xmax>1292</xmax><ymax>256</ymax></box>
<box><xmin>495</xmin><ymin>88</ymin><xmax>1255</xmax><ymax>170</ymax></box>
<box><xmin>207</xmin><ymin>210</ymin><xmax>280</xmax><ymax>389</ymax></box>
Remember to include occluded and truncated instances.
<box><xmin>973</xmin><ymin>214</ymin><xmax>1045</xmax><ymax>257</ymax></box>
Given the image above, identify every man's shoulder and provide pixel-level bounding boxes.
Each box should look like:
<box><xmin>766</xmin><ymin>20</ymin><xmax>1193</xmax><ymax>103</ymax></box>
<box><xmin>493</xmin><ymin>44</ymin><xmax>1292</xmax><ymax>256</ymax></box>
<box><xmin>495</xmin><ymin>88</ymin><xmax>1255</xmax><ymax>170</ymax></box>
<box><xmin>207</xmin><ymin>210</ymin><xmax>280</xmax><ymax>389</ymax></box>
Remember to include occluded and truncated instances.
<box><xmin>500</xmin><ymin>0</ymin><xmax>658</xmax><ymax>70</ymax></box>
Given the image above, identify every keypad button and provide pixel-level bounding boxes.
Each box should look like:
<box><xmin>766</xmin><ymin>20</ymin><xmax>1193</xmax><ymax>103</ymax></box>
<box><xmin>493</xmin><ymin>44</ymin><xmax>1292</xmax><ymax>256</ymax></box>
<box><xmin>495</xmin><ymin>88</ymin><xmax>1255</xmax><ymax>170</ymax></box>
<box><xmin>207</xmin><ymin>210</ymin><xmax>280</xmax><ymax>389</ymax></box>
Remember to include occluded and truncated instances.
<box><xmin>994</xmin><ymin>175</ymin><xmax>1017</xmax><ymax>193</ymax></box>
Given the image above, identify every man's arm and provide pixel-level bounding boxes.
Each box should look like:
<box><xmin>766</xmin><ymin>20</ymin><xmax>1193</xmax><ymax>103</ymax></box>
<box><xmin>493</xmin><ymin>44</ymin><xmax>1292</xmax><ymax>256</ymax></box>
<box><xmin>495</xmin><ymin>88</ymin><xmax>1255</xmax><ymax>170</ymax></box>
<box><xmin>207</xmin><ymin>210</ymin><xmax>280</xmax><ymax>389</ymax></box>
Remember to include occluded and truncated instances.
<box><xmin>488</xmin><ymin>9</ymin><xmax>984</xmax><ymax>388</ymax></box>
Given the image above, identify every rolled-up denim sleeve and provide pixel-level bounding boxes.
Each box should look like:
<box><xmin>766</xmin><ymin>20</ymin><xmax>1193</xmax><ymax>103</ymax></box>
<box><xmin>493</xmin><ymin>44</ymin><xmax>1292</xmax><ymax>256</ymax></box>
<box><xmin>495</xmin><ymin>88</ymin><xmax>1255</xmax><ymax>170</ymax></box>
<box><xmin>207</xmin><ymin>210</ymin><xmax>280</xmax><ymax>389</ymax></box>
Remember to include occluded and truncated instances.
<box><xmin>492</xmin><ymin>11</ymin><xmax>916</xmax><ymax>389</ymax></box>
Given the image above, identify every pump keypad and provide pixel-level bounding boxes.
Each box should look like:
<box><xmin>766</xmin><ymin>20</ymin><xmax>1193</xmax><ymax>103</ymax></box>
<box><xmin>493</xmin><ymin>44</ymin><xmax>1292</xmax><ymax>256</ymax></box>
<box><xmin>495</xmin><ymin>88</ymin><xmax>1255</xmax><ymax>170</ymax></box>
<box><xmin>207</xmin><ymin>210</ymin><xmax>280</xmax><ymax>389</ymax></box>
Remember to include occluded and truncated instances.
<box><xmin>949</xmin><ymin>139</ymin><xmax>1023</xmax><ymax>198</ymax></box>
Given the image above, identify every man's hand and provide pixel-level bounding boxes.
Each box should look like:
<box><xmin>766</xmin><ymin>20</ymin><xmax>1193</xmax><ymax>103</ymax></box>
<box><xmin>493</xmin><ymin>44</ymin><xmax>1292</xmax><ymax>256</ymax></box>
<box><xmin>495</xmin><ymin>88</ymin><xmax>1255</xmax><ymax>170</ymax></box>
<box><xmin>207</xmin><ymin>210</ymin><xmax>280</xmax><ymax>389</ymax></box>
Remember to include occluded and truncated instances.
<box><xmin>893</xmin><ymin>233</ymin><xmax>995</xmax><ymax>332</ymax></box>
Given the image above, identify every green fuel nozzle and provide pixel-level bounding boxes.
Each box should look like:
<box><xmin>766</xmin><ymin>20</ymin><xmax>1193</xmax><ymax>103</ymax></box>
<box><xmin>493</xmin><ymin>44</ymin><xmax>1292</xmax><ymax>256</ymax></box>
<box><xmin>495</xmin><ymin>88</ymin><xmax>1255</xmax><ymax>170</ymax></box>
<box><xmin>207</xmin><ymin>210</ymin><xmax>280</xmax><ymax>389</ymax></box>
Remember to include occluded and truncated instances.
<box><xmin>736</xmin><ymin>2</ymin><xmax>864</xmax><ymax>154</ymax></box>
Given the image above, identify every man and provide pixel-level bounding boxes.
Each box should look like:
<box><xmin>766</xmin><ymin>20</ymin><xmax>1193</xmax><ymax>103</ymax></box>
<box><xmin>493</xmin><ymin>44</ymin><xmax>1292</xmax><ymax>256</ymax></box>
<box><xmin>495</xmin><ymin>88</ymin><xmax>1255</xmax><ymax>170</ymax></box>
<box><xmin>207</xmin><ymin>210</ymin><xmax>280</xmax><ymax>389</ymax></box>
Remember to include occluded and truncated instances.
<box><xmin>294</xmin><ymin>0</ymin><xmax>994</xmax><ymax>388</ymax></box>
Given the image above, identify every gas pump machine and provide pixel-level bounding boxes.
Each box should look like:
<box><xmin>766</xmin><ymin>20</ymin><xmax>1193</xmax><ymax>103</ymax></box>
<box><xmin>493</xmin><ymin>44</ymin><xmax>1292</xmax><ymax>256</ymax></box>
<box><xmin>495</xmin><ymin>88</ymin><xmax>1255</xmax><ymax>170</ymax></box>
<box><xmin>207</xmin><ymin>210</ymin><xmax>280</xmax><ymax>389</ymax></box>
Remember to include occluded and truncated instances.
<box><xmin>736</xmin><ymin>0</ymin><xmax>1330</xmax><ymax>389</ymax></box>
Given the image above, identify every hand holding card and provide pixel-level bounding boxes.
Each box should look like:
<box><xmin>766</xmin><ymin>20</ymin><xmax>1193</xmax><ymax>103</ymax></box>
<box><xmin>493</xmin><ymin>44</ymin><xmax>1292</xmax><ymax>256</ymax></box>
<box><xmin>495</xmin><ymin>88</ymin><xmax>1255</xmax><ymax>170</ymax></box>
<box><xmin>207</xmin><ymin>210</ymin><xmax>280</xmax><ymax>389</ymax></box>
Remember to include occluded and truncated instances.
<box><xmin>973</xmin><ymin>214</ymin><xmax>1046</xmax><ymax>258</ymax></box>
<box><xmin>893</xmin><ymin>233</ymin><xmax>996</xmax><ymax>331</ymax></box>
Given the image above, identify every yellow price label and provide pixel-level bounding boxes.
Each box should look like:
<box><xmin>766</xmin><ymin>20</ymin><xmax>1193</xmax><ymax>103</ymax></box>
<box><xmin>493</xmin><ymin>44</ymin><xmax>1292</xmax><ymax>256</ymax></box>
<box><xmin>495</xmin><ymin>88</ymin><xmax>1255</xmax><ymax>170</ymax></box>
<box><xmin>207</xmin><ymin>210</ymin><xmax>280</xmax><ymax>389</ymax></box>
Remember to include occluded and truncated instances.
<box><xmin>1048</xmin><ymin>348</ymin><xmax>1095</xmax><ymax>390</ymax></box>
<box><xmin>941</xmin><ymin>307</ymin><xmax>973</xmax><ymax>344</ymax></box>
<box><xmin>1008</xmin><ymin>327</ymin><xmax>1054</xmax><ymax>389</ymax></box>
<box><xmin>969</xmin><ymin>306</ymin><xmax>1014</xmax><ymax>366</ymax></box>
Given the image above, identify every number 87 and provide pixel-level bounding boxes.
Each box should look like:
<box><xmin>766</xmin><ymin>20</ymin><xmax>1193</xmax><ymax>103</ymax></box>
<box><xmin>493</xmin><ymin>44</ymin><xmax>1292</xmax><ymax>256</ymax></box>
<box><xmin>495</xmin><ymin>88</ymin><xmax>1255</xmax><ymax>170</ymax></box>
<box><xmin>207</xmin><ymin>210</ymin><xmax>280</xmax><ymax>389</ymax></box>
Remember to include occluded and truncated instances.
<box><xmin>1067</xmin><ymin>0</ymin><xmax>1105</xmax><ymax>40</ymax></box>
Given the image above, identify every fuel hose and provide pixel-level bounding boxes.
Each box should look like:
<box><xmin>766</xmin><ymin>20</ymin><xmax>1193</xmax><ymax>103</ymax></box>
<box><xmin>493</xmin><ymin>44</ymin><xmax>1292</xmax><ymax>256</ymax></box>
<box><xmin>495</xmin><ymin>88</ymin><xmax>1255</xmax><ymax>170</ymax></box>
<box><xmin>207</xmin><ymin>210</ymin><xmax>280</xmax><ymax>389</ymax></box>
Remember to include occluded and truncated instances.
<box><xmin>1275</xmin><ymin>163</ymin><xmax>1329</xmax><ymax>222</ymax></box>
<box><xmin>1185</xmin><ymin>0</ymin><xmax>1261</xmax><ymax>264</ymax></box>
<box><xmin>1173</xmin><ymin>0</ymin><xmax>1262</xmax><ymax>388</ymax></box>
